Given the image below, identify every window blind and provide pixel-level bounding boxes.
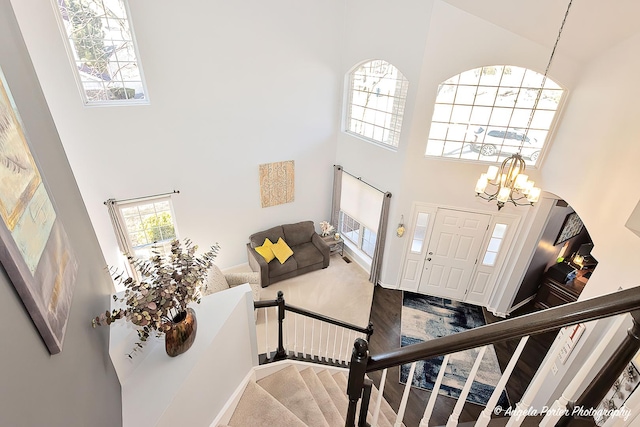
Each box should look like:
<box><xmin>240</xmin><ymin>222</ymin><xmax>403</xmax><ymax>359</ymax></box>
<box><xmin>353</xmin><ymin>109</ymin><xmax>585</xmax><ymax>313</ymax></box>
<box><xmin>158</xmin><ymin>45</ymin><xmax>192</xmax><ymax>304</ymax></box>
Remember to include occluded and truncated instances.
<box><xmin>340</xmin><ymin>173</ymin><xmax>383</xmax><ymax>233</ymax></box>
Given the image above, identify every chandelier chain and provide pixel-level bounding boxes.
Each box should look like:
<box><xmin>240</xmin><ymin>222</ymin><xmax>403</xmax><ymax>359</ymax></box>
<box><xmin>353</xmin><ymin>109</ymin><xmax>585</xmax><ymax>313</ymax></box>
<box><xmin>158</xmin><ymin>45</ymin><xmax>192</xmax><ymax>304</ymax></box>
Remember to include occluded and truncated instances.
<box><xmin>520</xmin><ymin>0</ymin><xmax>573</xmax><ymax>152</ymax></box>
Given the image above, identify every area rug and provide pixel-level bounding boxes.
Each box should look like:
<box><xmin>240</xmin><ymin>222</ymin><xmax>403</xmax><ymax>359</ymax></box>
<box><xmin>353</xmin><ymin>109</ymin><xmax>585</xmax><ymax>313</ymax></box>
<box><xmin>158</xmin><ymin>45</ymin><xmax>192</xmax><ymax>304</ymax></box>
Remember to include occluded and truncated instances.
<box><xmin>400</xmin><ymin>292</ymin><xmax>509</xmax><ymax>408</ymax></box>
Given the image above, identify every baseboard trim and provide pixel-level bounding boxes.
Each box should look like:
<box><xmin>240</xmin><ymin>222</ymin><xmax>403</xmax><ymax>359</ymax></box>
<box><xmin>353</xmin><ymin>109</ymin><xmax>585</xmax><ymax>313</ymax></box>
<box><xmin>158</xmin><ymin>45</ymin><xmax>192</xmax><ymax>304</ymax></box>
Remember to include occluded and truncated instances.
<box><xmin>506</xmin><ymin>294</ymin><xmax>537</xmax><ymax>316</ymax></box>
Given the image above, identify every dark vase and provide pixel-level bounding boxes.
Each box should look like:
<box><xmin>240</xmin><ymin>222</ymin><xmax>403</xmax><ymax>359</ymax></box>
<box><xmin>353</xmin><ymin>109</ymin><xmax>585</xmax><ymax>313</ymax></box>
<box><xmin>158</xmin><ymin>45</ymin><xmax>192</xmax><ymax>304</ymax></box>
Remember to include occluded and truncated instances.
<box><xmin>165</xmin><ymin>308</ymin><xmax>197</xmax><ymax>357</ymax></box>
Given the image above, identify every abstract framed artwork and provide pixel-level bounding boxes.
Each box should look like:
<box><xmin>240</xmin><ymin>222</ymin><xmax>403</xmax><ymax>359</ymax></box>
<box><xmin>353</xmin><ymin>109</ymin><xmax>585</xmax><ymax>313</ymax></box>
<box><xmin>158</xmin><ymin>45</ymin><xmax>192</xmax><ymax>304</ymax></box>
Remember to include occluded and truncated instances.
<box><xmin>554</xmin><ymin>211</ymin><xmax>584</xmax><ymax>246</ymax></box>
<box><xmin>0</xmin><ymin>67</ymin><xmax>78</xmax><ymax>354</ymax></box>
<box><xmin>259</xmin><ymin>160</ymin><xmax>295</xmax><ymax>208</ymax></box>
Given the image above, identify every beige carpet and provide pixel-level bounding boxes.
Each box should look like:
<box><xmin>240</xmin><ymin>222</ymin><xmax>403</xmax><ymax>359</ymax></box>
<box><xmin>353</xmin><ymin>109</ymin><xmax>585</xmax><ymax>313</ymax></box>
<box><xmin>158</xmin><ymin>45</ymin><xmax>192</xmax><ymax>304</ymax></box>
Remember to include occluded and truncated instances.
<box><xmin>234</xmin><ymin>256</ymin><xmax>374</xmax><ymax>355</ymax></box>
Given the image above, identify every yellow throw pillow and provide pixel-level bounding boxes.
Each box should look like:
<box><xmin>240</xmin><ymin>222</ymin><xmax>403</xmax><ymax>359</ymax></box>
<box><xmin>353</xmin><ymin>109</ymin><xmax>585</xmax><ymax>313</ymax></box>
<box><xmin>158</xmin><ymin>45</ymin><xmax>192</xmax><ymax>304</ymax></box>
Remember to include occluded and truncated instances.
<box><xmin>271</xmin><ymin>238</ymin><xmax>294</xmax><ymax>264</ymax></box>
<box><xmin>254</xmin><ymin>238</ymin><xmax>275</xmax><ymax>263</ymax></box>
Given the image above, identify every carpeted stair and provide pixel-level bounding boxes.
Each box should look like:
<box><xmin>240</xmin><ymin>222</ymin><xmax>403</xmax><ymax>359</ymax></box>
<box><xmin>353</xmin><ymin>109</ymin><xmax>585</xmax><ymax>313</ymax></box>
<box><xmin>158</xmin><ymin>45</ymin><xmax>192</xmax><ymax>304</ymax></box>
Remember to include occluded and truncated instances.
<box><xmin>221</xmin><ymin>364</ymin><xmax>400</xmax><ymax>427</ymax></box>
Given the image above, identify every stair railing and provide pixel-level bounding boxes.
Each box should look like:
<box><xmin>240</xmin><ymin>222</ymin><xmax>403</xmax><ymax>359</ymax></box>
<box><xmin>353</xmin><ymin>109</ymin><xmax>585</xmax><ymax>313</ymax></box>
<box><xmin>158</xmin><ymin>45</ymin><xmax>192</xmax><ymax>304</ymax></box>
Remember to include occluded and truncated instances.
<box><xmin>254</xmin><ymin>290</ymin><xmax>374</xmax><ymax>365</ymax></box>
<box><xmin>345</xmin><ymin>286</ymin><xmax>640</xmax><ymax>427</ymax></box>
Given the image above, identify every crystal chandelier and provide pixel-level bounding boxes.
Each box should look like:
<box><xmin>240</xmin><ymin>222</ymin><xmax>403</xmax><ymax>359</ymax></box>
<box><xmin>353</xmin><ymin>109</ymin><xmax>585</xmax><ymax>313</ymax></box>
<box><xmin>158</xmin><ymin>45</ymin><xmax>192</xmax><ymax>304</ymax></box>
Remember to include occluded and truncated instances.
<box><xmin>475</xmin><ymin>0</ymin><xmax>572</xmax><ymax>210</ymax></box>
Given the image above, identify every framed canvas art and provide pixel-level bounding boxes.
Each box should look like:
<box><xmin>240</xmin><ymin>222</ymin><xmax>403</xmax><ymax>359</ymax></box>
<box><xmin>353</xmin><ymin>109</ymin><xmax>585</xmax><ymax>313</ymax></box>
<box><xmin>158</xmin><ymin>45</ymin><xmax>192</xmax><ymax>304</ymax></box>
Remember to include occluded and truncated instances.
<box><xmin>0</xmin><ymin>67</ymin><xmax>78</xmax><ymax>354</ymax></box>
<box><xmin>554</xmin><ymin>212</ymin><xmax>584</xmax><ymax>246</ymax></box>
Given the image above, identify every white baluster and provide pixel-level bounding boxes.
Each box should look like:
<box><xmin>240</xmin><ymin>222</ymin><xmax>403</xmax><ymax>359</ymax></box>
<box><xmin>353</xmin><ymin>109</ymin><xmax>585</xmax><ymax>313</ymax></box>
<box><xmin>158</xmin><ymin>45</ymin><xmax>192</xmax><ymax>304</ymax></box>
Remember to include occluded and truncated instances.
<box><xmin>292</xmin><ymin>313</ymin><xmax>297</xmax><ymax>357</ymax></box>
<box><xmin>395</xmin><ymin>362</ymin><xmax>416</xmax><ymax>427</ymax></box>
<box><xmin>346</xmin><ymin>331</ymin><xmax>355</xmax><ymax>361</ymax></box>
<box><xmin>506</xmin><ymin>329</ymin><xmax>572</xmax><ymax>427</ymax></box>
<box><xmin>446</xmin><ymin>346</ymin><xmax>488</xmax><ymax>427</ymax></box>
<box><xmin>420</xmin><ymin>354</ymin><xmax>451</xmax><ymax>427</ymax></box>
<box><xmin>339</xmin><ymin>328</ymin><xmax>346</xmax><ymax>363</ymax></box>
<box><xmin>302</xmin><ymin>317</ymin><xmax>307</xmax><ymax>357</ymax></box>
<box><xmin>263</xmin><ymin>307</ymin><xmax>269</xmax><ymax>356</ymax></box>
<box><xmin>540</xmin><ymin>315</ymin><xmax>627</xmax><ymax>427</ymax></box>
<box><xmin>325</xmin><ymin>324</ymin><xmax>331</xmax><ymax>361</ymax></box>
<box><xmin>311</xmin><ymin>319</ymin><xmax>316</xmax><ymax>357</ymax></box>
<box><xmin>372</xmin><ymin>368</ymin><xmax>388</xmax><ymax>427</ymax></box>
<box><xmin>332</xmin><ymin>325</ymin><xmax>338</xmax><ymax>362</ymax></box>
<box><xmin>476</xmin><ymin>337</ymin><xmax>529</xmax><ymax>427</ymax></box>
<box><xmin>318</xmin><ymin>322</ymin><xmax>323</xmax><ymax>360</ymax></box>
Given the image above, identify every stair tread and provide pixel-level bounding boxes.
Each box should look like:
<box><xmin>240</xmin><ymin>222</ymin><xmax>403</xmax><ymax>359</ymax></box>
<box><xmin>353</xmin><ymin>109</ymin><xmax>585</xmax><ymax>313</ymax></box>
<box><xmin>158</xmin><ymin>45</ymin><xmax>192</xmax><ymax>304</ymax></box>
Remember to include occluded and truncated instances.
<box><xmin>369</xmin><ymin>383</ymin><xmax>394</xmax><ymax>427</ymax></box>
<box><xmin>228</xmin><ymin>381</ymin><xmax>305</xmax><ymax>427</ymax></box>
<box><xmin>300</xmin><ymin>368</ymin><xmax>345</xmax><ymax>427</ymax></box>
<box><xmin>332</xmin><ymin>372</ymin><xmax>394</xmax><ymax>427</ymax></box>
<box><xmin>317</xmin><ymin>369</ymin><xmax>349</xmax><ymax>420</ymax></box>
<box><xmin>257</xmin><ymin>365</ymin><xmax>329</xmax><ymax>427</ymax></box>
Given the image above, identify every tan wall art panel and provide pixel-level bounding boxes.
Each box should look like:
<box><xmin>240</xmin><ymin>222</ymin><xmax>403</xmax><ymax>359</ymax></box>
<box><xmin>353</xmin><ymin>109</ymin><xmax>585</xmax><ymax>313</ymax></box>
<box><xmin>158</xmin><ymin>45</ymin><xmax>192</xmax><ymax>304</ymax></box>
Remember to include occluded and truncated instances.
<box><xmin>259</xmin><ymin>160</ymin><xmax>295</xmax><ymax>208</ymax></box>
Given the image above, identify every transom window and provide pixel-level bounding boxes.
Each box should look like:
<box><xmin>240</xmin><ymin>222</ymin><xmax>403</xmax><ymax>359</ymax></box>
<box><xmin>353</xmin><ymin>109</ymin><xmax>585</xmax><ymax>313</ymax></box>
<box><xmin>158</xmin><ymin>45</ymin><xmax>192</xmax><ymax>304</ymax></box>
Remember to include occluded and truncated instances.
<box><xmin>346</xmin><ymin>60</ymin><xmax>409</xmax><ymax>148</ymax></box>
<box><xmin>425</xmin><ymin>65</ymin><xmax>564</xmax><ymax>166</ymax></box>
<box><xmin>118</xmin><ymin>197</ymin><xmax>178</xmax><ymax>260</ymax></box>
<box><xmin>54</xmin><ymin>0</ymin><xmax>148</xmax><ymax>104</ymax></box>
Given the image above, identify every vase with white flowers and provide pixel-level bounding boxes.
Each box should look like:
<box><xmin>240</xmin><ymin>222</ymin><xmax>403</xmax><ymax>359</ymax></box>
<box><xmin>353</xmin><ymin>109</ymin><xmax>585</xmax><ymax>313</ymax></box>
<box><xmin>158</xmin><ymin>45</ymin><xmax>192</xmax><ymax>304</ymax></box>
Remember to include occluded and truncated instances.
<box><xmin>319</xmin><ymin>221</ymin><xmax>335</xmax><ymax>237</ymax></box>
<box><xmin>92</xmin><ymin>238</ymin><xmax>220</xmax><ymax>358</ymax></box>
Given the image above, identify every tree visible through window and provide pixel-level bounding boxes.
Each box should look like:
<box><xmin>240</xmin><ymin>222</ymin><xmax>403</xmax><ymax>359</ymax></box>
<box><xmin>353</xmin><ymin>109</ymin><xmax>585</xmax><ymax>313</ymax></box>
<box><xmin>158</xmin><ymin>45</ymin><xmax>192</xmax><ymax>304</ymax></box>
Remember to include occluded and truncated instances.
<box><xmin>425</xmin><ymin>65</ymin><xmax>564</xmax><ymax>166</ymax></box>
<box><xmin>119</xmin><ymin>198</ymin><xmax>177</xmax><ymax>260</ymax></box>
<box><xmin>346</xmin><ymin>60</ymin><xmax>409</xmax><ymax>148</ymax></box>
<box><xmin>55</xmin><ymin>0</ymin><xmax>148</xmax><ymax>104</ymax></box>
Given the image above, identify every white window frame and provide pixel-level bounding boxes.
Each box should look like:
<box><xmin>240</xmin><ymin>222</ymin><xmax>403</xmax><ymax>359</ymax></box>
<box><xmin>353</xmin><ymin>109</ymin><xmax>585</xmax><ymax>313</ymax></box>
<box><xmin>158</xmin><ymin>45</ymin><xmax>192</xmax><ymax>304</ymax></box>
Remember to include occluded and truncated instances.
<box><xmin>425</xmin><ymin>65</ymin><xmax>564</xmax><ymax>167</ymax></box>
<box><xmin>345</xmin><ymin>59</ymin><xmax>409</xmax><ymax>149</ymax></box>
<box><xmin>52</xmin><ymin>0</ymin><xmax>149</xmax><ymax>105</ymax></box>
<box><xmin>116</xmin><ymin>196</ymin><xmax>179</xmax><ymax>261</ymax></box>
<box><xmin>339</xmin><ymin>211</ymin><xmax>377</xmax><ymax>259</ymax></box>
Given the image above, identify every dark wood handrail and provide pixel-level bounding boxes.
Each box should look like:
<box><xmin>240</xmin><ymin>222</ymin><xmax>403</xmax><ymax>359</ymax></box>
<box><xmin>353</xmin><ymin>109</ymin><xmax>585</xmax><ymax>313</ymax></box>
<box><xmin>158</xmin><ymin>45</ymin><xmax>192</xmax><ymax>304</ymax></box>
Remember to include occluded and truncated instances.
<box><xmin>253</xmin><ymin>300</ymin><xmax>278</xmax><ymax>309</ymax></box>
<box><xmin>367</xmin><ymin>286</ymin><xmax>640</xmax><ymax>372</ymax></box>
<box><xmin>285</xmin><ymin>303</ymin><xmax>373</xmax><ymax>337</ymax></box>
<box><xmin>253</xmin><ymin>299</ymin><xmax>373</xmax><ymax>337</ymax></box>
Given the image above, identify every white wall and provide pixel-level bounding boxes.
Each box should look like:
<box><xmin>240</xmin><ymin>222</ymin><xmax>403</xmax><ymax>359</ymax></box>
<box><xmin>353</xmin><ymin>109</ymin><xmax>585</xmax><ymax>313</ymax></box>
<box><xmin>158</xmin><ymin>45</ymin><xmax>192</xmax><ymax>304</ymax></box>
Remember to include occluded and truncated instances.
<box><xmin>337</xmin><ymin>0</ymin><xmax>581</xmax><ymax>293</ymax></box>
<box><xmin>10</xmin><ymin>0</ymin><xmax>344</xmax><ymax>270</ymax></box>
<box><xmin>0</xmin><ymin>1</ymin><xmax>122</xmax><ymax>425</ymax></box>
<box><xmin>513</xmin><ymin>30</ymin><xmax>640</xmax><ymax>408</ymax></box>
<box><xmin>541</xmin><ymin>31</ymin><xmax>640</xmax><ymax>298</ymax></box>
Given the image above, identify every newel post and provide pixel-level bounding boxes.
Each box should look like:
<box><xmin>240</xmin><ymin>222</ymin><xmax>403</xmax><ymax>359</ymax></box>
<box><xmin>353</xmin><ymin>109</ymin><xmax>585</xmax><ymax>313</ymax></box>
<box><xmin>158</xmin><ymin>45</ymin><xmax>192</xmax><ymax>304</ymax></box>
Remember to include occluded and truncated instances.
<box><xmin>365</xmin><ymin>321</ymin><xmax>374</xmax><ymax>342</ymax></box>
<box><xmin>273</xmin><ymin>290</ymin><xmax>287</xmax><ymax>361</ymax></box>
<box><xmin>559</xmin><ymin>310</ymin><xmax>640</xmax><ymax>426</ymax></box>
<box><xmin>345</xmin><ymin>338</ymin><xmax>369</xmax><ymax>427</ymax></box>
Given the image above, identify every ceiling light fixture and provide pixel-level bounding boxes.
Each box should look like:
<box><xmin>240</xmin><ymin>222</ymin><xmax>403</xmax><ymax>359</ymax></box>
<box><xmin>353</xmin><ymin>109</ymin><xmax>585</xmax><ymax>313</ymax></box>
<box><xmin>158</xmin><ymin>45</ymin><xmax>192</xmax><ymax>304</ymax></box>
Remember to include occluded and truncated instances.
<box><xmin>475</xmin><ymin>0</ymin><xmax>572</xmax><ymax>210</ymax></box>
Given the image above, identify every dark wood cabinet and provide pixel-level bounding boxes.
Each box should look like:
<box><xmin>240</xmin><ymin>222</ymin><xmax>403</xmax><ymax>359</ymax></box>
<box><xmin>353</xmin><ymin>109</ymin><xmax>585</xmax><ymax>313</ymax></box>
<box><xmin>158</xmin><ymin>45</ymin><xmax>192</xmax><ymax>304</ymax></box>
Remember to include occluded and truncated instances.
<box><xmin>534</xmin><ymin>276</ymin><xmax>586</xmax><ymax>310</ymax></box>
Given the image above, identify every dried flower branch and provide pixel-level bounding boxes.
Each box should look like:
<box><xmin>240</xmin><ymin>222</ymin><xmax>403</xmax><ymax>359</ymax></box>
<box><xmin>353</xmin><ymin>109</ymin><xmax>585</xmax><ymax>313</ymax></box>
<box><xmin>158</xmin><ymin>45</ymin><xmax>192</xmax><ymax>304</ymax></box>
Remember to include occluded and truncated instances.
<box><xmin>92</xmin><ymin>238</ymin><xmax>220</xmax><ymax>358</ymax></box>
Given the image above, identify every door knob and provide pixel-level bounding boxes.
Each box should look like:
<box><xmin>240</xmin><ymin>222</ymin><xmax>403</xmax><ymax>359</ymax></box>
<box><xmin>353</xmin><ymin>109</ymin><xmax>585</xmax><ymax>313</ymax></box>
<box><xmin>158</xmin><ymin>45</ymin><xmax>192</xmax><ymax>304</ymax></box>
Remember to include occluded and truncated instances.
<box><xmin>427</xmin><ymin>257</ymin><xmax>432</xmax><ymax>261</ymax></box>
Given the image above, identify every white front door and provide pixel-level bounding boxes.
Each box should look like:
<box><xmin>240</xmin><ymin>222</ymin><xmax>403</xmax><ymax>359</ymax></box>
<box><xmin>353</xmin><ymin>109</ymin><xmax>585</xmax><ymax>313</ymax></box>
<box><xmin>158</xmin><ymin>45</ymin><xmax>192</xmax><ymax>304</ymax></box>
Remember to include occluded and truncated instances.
<box><xmin>418</xmin><ymin>209</ymin><xmax>491</xmax><ymax>300</ymax></box>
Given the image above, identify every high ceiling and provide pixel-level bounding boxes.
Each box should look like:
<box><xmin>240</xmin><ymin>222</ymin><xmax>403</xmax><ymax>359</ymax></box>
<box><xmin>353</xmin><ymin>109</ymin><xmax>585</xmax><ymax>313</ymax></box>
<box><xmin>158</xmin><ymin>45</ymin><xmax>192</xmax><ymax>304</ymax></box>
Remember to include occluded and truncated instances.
<box><xmin>442</xmin><ymin>0</ymin><xmax>640</xmax><ymax>64</ymax></box>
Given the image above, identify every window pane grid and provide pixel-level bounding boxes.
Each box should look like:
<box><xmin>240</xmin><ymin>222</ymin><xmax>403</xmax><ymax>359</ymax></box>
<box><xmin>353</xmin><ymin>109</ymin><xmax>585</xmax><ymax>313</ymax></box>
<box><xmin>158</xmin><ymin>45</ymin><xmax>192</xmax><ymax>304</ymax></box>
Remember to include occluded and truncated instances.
<box><xmin>340</xmin><ymin>211</ymin><xmax>377</xmax><ymax>260</ymax></box>
<box><xmin>55</xmin><ymin>0</ymin><xmax>148</xmax><ymax>104</ymax></box>
<box><xmin>426</xmin><ymin>65</ymin><xmax>563</xmax><ymax>166</ymax></box>
<box><xmin>120</xmin><ymin>200</ymin><xmax>177</xmax><ymax>260</ymax></box>
<box><xmin>346</xmin><ymin>60</ymin><xmax>409</xmax><ymax>148</ymax></box>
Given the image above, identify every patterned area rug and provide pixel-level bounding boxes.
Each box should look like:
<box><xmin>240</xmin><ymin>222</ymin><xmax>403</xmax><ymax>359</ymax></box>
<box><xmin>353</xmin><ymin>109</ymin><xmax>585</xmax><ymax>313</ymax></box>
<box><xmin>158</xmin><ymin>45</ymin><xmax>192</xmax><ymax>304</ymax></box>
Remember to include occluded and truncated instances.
<box><xmin>400</xmin><ymin>292</ymin><xmax>509</xmax><ymax>408</ymax></box>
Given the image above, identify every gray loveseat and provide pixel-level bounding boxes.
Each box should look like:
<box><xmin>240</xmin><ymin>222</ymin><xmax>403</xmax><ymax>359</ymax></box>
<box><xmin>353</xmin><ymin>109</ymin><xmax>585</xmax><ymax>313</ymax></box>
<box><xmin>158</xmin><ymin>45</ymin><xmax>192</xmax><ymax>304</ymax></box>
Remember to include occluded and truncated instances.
<box><xmin>247</xmin><ymin>220</ymin><xmax>330</xmax><ymax>287</ymax></box>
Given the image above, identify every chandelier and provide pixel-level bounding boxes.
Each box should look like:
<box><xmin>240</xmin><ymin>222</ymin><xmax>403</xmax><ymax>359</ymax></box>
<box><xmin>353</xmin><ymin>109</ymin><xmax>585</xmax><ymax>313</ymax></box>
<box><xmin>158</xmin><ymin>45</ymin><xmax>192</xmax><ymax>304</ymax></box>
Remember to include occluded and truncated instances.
<box><xmin>475</xmin><ymin>0</ymin><xmax>572</xmax><ymax>210</ymax></box>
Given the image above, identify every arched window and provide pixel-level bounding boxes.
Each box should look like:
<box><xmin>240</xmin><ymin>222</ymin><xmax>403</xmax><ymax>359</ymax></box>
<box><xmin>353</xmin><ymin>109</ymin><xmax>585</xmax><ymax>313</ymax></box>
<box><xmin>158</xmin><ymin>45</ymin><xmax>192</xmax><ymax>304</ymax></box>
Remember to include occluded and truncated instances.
<box><xmin>54</xmin><ymin>0</ymin><xmax>148</xmax><ymax>105</ymax></box>
<box><xmin>425</xmin><ymin>66</ymin><xmax>564</xmax><ymax>166</ymax></box>
<box><xmin>346</xmin><ymin>60</ymin><xmax>409</xmax><ymax>148</ymax></box>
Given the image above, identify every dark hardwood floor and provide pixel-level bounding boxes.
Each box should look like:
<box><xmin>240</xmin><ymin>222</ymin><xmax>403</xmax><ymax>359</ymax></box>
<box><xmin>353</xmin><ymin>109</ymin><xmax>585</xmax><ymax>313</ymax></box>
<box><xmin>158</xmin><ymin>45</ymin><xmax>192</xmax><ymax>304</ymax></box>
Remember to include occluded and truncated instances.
<box><xmin>366</xmin><ymin>286</ymin><xmax>557</xmax><ymax>427</ymax></box>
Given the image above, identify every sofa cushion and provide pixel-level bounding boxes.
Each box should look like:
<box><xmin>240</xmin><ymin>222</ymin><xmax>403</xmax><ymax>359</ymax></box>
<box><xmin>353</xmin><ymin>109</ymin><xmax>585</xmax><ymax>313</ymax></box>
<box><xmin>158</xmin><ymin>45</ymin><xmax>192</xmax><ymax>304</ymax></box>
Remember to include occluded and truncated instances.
<box><xmin>254</xmin><ymin>238</ymin><xmax>275</xmax><ymax>263</ymax></box>
<box><xmin>249</xmin><ymin>225</ymin><xmax>284</xmax><ymax>249</ymax></box>
<box><xmin>271</xmin><ymin>238</ymin><xmax>294</xmax><ymax>264</ymax></box>
<box><xmin>292</xmin><ymin>242</ymin><xmax>325</xmax><ymax>269</ymax></box>
<box><xmin>282</xmin><ymin>221</ymin><xmax>315</xmax><ymax>247</ymax></box>
<box><xmin>203</xmin><ymin>264</ymin><xmax>229</xmax><ymax>295</ymax></box>
<box><xmin>268</xmin><ymin>255</ymin><xmax>297</xmax><ymax>277</ymax></box>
